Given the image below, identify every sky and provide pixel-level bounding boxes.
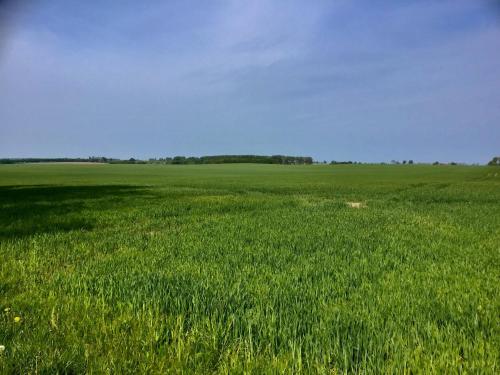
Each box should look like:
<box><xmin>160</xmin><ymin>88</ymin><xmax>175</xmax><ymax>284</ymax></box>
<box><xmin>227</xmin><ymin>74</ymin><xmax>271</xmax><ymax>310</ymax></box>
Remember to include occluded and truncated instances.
<box><xmin>0</xmin><ymin>0</ymin><xmax>499</xmax><ymax>163</ymax></box>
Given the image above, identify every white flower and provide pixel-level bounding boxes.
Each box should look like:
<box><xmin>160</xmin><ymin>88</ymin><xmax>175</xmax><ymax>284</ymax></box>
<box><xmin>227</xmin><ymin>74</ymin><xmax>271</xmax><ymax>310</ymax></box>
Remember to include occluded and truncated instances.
<box><xmin>0</xmin><ymin>345</ymin><xmax>5</xmax><ymax>353</ymax></box>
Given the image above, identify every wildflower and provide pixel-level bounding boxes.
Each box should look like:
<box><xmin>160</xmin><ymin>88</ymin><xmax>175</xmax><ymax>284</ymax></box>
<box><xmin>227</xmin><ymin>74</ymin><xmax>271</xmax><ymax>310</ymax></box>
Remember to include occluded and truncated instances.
<box><xmin>14</xmin><ymin>316</ymin><xmax>21</xmax><ymax>323</ymax></box>
<box><xmin>0</xmin><ymin>345</ymin><xmax>5</xmax><ymax>353</ymax></box>
<box><xmin>3</xmin><ymin>307</ymin><xmax>10</xmax><ymax>313</ymax></box>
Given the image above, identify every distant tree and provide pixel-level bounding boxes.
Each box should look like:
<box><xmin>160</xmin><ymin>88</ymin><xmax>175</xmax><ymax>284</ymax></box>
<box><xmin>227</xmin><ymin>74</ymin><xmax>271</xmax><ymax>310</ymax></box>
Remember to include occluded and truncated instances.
<box><xmin>172</xmin><ymin>156</ymin><xmax>186</xmax><ymax>164</ymax></box>
<box><xmin>402</xmin><ymin>160</ymin><xmax>407</xmax><ymax>164</ymax></box>
<box><xmin>433</xmin><ymin>161</ymin><xmax>439</xmax><ymax>165</ymax></box>
<box><xmin>408</xmin><ymin>160</ymin><xmax>414</xmax><ymax>164</ymax></box>
<box><xmin>185</xmin><ymin>157</ymin><xmax>201</xmax><ymax>164</ymax></box>
<box><xmin>488</xmin><ymin>156</ymin><xmax>500</xmax><ymax>166</ymax></box>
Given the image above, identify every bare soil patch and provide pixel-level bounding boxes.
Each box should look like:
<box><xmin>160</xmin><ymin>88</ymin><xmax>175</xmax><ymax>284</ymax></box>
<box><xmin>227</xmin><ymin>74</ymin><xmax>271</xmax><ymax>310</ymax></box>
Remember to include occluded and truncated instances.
<box><xmin>346</xmin><ymin>202</ymin><xmax>365</xmax><ymax>208</ymax></box>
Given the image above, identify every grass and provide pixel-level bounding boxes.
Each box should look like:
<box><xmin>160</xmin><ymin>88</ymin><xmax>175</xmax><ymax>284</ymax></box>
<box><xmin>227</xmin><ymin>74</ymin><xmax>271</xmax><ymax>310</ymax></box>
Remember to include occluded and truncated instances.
<box><xmin>0</xmin><ymin>163</ymin><xmax>499</xmax><ymax>373</ymax></box>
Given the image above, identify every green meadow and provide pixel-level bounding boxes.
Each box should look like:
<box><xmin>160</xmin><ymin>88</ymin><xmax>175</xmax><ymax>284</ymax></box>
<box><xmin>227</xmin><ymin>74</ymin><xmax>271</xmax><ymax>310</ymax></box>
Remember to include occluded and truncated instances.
<box><xmin>0</xmin><ymin>163</ymin><xmax>499</xmax><ymax>373</ymax></box>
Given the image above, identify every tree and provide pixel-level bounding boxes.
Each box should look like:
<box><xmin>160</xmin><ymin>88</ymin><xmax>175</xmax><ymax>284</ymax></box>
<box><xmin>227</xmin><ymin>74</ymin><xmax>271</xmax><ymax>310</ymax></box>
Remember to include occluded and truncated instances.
<box><xmin>408</xmin><ymin>160</ymin><xmax>414</xmax><ymax>164</ymax></box>
<box><xmin>402</xmin><ymin>160</ymin><xmax>407</xmax><ymax>164</ymax></box>
<box><xmin>433</xmin><ymin>161</ymin><xmax>439</xmax><ymax>165</ymax></box>
<box><xmin>488</xmin><ymin>156</ymin><xmax>500</xmax><ymax>166</ymax></box>
<box><xmin>172</xmin><ymin>156</ymin><xmax>186</xmax><ymax>164</ymax></box>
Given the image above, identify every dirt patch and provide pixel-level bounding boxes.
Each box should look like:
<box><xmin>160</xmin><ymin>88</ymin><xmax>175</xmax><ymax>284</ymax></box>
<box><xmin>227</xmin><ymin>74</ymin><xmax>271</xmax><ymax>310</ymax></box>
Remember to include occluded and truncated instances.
<box><xmin>346</xmin><ymin>202</ymin><xmax>365</xmax><ymax>208</ymax></box>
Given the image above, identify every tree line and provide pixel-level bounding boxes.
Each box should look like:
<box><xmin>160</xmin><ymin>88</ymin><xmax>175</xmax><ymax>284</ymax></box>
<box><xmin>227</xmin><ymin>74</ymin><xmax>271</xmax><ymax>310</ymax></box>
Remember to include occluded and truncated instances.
<box><xmin>0</xmin><ymin>157</ymin><xmax>105</xmax><ymax>164</ymax></box>
<box><xmin>1</xmin><ymin>156</ymin><xmax>497</xmax><ymax>165</ymax></box>
<box><xmin>149</xmin><ymin>155</ymin><xmax>313</xmax><ymax>165</ymax></box>
<box><xmin>0</xmin><ymin>155</ymin><xmax>313</xmax><ymax>165</ymax></box>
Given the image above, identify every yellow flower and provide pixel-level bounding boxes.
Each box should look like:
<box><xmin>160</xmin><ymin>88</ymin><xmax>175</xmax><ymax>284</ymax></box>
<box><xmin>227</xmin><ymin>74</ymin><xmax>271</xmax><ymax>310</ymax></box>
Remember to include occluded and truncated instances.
<box><xmin>14</xmin><ymin>316</ymin><xmax>21</xmax><ymax>323</ymax></box>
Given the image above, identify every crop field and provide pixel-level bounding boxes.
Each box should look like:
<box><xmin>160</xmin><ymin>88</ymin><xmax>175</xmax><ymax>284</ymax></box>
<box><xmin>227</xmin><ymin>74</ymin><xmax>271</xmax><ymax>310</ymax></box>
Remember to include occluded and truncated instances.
<box><xmin>0</xmin><ymin>163</ymin><xmax>499</xmax><ymax>373</ymax></box>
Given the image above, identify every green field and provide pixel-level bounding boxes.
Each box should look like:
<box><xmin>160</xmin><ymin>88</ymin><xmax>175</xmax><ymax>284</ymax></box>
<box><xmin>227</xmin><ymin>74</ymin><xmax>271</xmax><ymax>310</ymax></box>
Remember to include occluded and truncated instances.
<box><xmin>0</xmin><ymin>163</ymin><xmax>499</xmax><ymax>373</ymax></box>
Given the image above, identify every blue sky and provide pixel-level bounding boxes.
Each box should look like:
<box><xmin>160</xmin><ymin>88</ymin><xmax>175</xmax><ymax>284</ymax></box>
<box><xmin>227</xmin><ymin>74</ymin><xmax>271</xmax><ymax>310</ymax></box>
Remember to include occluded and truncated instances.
<box><xmin>0</xmin><ymin>0</ymin><xmax>499</xmax><ymax>163</ymax></box>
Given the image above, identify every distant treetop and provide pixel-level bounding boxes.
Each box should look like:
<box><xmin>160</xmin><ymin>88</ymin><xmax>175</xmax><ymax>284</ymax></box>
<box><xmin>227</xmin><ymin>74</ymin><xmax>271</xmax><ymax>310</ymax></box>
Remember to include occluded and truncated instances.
<box><xmin>488</xmin><ymin>156</ymin><xmax>500</xmax><ymax>166</ymax></box>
